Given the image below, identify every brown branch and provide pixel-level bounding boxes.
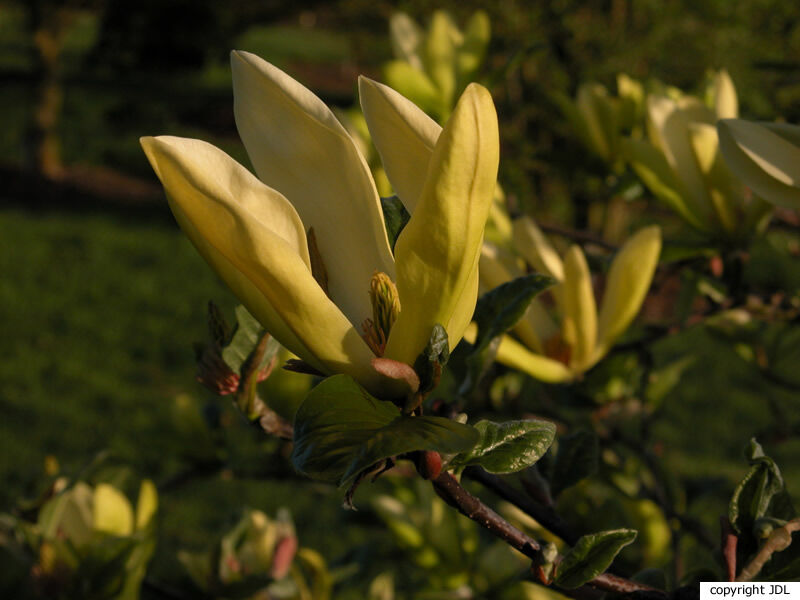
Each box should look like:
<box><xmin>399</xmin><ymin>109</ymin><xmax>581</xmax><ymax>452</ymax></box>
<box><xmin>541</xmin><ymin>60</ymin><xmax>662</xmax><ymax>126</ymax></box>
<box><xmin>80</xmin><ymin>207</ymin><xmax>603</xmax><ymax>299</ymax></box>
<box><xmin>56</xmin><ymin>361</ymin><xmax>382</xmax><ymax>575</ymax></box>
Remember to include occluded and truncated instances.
<box><xmin>433</xmin><ymin>471</ymin><xmax>541</xmax><ymax>556</ymax></box>
<box><xmin>736</xmin><ymin>518</ymin><xmax>800</xmax><ymax>582</ymax></box>
<box><xmin>463</xmin><ymin>466</ymin><xmax>579</xmax><ymax>545</ymax></box>
<box><xmin>591</xmin><ymin>573</ymin><xmax>666</xmax><ymax>596</ymax></box>
<box><xmin>432</xmin><ymin>472</ymin><xmax>665</xmax><ymax>598</ymax></box>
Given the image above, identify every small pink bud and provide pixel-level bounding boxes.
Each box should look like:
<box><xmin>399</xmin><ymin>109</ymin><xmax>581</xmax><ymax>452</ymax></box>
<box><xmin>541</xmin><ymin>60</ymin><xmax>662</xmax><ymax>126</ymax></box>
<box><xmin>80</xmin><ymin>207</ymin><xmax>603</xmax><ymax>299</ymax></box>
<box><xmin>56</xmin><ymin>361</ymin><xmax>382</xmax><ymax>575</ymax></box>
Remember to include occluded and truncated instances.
<box><xmin>270</xmin><ymin>535</ymin><xmax>298</xmax><ymax>579</ymax></box>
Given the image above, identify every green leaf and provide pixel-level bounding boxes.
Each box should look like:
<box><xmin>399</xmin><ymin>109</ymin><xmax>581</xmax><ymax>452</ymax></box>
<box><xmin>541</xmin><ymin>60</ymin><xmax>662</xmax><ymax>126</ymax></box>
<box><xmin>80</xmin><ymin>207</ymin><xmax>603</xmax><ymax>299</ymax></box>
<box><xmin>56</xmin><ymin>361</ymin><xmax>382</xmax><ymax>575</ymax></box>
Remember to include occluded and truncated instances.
<box><xmin>412</xmin><ymin>324</ymin><xmax>450</xmax><ymax>395</ymax></box>
<box><xmin>221</xmin><ymin>305</ymin><xmax>280</xmax><ymax>374</ymax></box>
<box><xmin>555</xmin><ymin>529</ymin><xmax>637</xmax><ymax>589</ymax></box>
<box><xmin>462</xmin><ymin>274</ymin><xmax>554</xmax><ymax>392</ymax></box>
<box><xmin>341</xmin><ymin>416</ymin><xmax>479</xmax><ymax>486</ymax></box>
<box><xmin>550</xmin><ymin>430</ymin><xmax>599</xmax><ymax>497</ymax></box>
<box><xmin>381</xmin><ymin>195</ymin><xmax>411</xmax><ymax>253</ymax></box>
<box><xmin>729</xmin><ymin>438</ymin><xmax>786</xmax><ymax>535</ymax></box>
<box><xmin>291</xmin><ymin>375</ymin><xmax>478</xmax><ymax>485</ymax></box>
<box><xmin>472</xmin><ymin>274</ymin><xmax>555</xmax><ymax>353</ymax></box>
<box><xmin>449</xmin><ymin>419</ymin><xmax>556</xmax><ymax>474</ymax></box>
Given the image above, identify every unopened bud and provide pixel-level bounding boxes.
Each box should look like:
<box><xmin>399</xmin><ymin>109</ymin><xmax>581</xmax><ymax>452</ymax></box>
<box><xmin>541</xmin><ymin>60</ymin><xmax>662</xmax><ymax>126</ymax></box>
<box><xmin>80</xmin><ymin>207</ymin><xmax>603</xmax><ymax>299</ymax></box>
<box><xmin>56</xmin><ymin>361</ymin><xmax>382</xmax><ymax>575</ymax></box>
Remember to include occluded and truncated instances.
<box><xmin>417</xmin><ymin>451</ymin><xmax>442</xmax><ymax>480</ymax></box>
<box><xmin>363</xmin><ymin>271</ymin><xmax>401</xmax><ymax>356</ymax></box>
<box><xmin>195</xmin><ymin>342</ymin><xmax>271</xmax><ymax>395</ymax></box>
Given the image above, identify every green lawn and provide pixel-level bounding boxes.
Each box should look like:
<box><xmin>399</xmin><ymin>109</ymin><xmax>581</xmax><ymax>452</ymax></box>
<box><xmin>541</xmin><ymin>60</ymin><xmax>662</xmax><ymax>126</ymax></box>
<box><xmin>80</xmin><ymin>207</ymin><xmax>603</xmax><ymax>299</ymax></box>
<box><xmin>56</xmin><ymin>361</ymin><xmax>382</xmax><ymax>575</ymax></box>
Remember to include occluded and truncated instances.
<box><xmin>0</xmin><ymin>206</ymin><xmax>396</xmax><ymax>593</ymax></box>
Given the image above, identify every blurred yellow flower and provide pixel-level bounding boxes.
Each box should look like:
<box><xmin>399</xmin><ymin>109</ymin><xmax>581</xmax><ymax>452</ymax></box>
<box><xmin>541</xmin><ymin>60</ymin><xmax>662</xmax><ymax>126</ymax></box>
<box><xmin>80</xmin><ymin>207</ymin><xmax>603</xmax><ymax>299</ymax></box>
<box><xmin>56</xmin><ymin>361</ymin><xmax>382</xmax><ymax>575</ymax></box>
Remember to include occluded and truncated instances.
<box><xmin>384</xmin><ymin>10</ymin><xmax>490</xmax><ymax>123</ymax></box>
<box><xmin>623</xmin><ymin>71</ymin><xmax>771</xmax><ymax>240</ymax></box>
<box><xmin>141</xmin><ymin>52</ymin><xmax>498</xmax><ymax>397</ymax></box>
<box><xmin>553</xmin><ymin>74</ymin><xmax>645</xmax><ymax>169</ymax></box>
<box><xmin>476</xmin><ymin>219</ymin><xmax>661</xmax><ymax>382</ymax></box>
<box><xmin>718</xmin><ymin>118</ymin><xmax>800</xmax><ymax>210</ymax></box>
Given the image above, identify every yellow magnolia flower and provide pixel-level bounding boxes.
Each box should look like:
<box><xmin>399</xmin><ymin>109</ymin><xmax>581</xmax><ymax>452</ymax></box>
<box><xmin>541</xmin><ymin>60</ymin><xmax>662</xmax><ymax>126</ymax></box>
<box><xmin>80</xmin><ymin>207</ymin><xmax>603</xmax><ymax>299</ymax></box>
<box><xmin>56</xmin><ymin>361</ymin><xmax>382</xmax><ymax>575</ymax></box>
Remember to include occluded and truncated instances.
<box><xmin>553</xmin><ymin>74</ymin><xmax>645</xmax><ymax>169</ymax></box>
<box><xmin>718</xmin><ymin>119</ymin><xmax>800</xmax><ymax>210</ymax></box>
<box><xmin>41</xmin><ymin>480</ymin><xmax>157</xmax><ymax>547</ymax></box>
<box><xmin>476</xmin><ymin>218</ymin><xmax>661</xmax><ymax>382</ymax></box>
<box><xmin>384</xmin><ymin>10</ymin><xmax>490</xmax><ymax>123</ymax></box>
<box><xmin>623</xmin><ymin>70</ymin><xmax>771</xmax><ymax>240</ymax></box>
<box><xmin>141</xmin><ymin>52</ymin><xmax>499</xmax><ymax>397</ymax></box>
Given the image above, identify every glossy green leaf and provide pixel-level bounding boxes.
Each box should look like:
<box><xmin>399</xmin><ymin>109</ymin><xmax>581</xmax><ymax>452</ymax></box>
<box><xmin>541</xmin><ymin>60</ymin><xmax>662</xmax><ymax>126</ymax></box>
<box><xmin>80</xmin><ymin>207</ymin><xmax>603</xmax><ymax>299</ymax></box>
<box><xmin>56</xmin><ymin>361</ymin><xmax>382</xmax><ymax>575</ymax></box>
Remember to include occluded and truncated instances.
<box><xmin>412</xmin><ymin>323</ymin><xmax>451</xmax><ymax>395</ymax></box>
<box><xmin>291</xmin><ymin>375</ymin><xmax>477</xmax><ymax>485</ymax></box>
<box><xmin>341</xmin><ymin>415</ymin><xmax>479</xmax><ymax>485</ymax></box>
<box><xmin>555</xmin><ymin>529</ymin><xmax>637</xmax><ymax>589</ymax></box>
<box><xmin>462</xmin><ymin>274</ymin><xmax>554</xmax><ymax>392</ymax></box>
<box><xmin>380</xmin><ymin>195</ymin><xmax>411</xmax><ymax>253</ymax></box>
<box><xmin>551</xmin><ymin>430</ymin><xmax>599</xmax><ymax>497</ymax></box>
<box><xmin>471</xmin><ymin>274</ymin><xmax>556</xmax><ymax>353</ymax></box>
<box><xmin>449</xmin><ymin>419</ymin><xmax>556</xmax><ymax>473</ymax></box>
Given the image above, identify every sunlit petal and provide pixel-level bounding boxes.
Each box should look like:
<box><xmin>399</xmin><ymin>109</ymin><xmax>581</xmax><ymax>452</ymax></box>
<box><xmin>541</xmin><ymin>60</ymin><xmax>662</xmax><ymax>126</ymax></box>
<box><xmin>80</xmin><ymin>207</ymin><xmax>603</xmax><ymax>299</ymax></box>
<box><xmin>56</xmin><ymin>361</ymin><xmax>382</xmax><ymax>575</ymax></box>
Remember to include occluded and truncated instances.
<box><xmin>562</xmin><ymin>245</ymin><xmax>597</xmax><ymax>371</ymax></box>
<box><xmin>141</xmin><ymin>136</ymin><xmax>382</xmax><ymax>390</ymax></box>
<box><xmin>713</xmin><ymin>70</ymin><xmax>738</xmax><ymax>120</ymax></box>
<box><xmin>647</xmin><ymin>95</ymin><xmax>715</xmax><ymax>223</ymax></box>
<box><xmin>622</xmin><ymin>138</ymin><xmax>709</xmax><ymax>231</ymax></box>
<box><xmin>495</xmin><ymin>334</ymin><xmax>573</xmax><ymax>383</ymax></box>
<box><xmin>512</xmin><ymin>216</ymin><xmax>564</xmax><ymax>282</ymax></box>
<box><xmin>596</xmin><ymin>226</ymin><xmax>661</xmax><ymax>355</ymax></box>
<box><xmin>389</xmin><ymin>12</ymin><xmax>424</xmax><ymax>70</ymax></box>
<box><xmin>231</xmin><ymin>51</ymin><xmax>395</xmax><ymax>329</ymax></box>
<box><xmin>385</xmin><ymin>83</ymin><xmax>499</xmax><ymax>365</ymax></box>
<box><xmin>718</xmin><ymin>119</ymin><xmax>800</xmax><ymax>210</ymax></box>
<box><xmin>359</xmin><ymin>76</ymin><xmax>441</xmax><ymax>213</ymax></box>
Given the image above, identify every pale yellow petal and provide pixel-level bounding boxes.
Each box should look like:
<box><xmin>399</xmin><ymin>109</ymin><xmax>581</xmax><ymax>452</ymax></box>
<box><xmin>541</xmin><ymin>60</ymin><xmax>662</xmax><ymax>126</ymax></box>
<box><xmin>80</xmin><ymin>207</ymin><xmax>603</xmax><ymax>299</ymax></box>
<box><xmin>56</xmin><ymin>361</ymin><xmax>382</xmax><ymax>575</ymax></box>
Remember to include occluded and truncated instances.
<box><xmin>359</xmin><ymin>76</ymin><xmax>441</xmax><ymax>213</ymax></box>
<box><xmin>596</xmin><ymin>226</ymin><xmax>661</xmax><ymax>356</ymax></box>
<box><xmin>495</xmin><ymin>335</ymin><xmax>574</xmax><ymax>383</ymax></box>
<box><xmin>456</xmin><ymin>10</ymin><xmax>490</xmax><ymax>85</ymax></box>
<box><xmin>389</xmin><ymin>12</ymin><xmax>424</xmax><ymax>70</ymax></box>
<box><xmin>480</xmin><ymin>244</ymin><xmax>552</xmax><ymax>353</ymax></box>
<box><xmin>143</xmin><ymin>135</ymin><xmax>318</xmax><ymax>367</ymax></box>
<box><xmin>512</xmin><ymin>216</ymin><xmax>564</xmax><ymax>282</ymax></box>
<box><xmin>688</xmin><ymin>122</ymin><xmax>719</xmax><ymax>175</ymax></box>
<box><xmin>617</xmin><ymin>73</ymin><xmax>644</xmax><ymax>130</ymax></box>
<box><xmin>231</xmin><ymin>51</ymin><xmax>395</xmax><ymax>329</ymax></box>
<box><xmin>718</xmin><ymin>119</ymin><xmax>800</xmax><ymax>210</ymax></box>
<box><xmin>622</xmin><ymin>137</ymin><xmax>709</xmax><ymax>231</ymax></box>
<box><xmin>93</xmin><ymin>484</ymin><xmax>134</xmax><ymax>536</ymax></box>
<box><xmin>562</xmin><ymin>245</ymin><xmax>597</xmax><ymax>371</ymax></box>
<box><xmin>688</xmin><ymin>122</ymin><xmax>739</xmax><ymax>233</ymax></box>
<box><xmin>577</xmin><ymin>83</ymin><xmax>613</xmax><ymax>161</ymax></box>
<box><xmin>141</xmin><ymin>136</ymin><xmax>383</xmax><ymax>392</ymax></box>
<box><xmin>135</xmin><ymin>480</ymin><xmax>158</xmax><ymax>530</ymax></box>
<box><xmin>461</xmin><ymin>326</ymin><xmax>571</xmax><ymax>383</ymax></box>
<box><xmin>647</xmin><ymin>95</ymin><xmax>715</xmax><ymax>224</ymax></box>
<box><xmin>384</xmin><ymin>83</ymin><xmax>499</xmax><ymax>365</ymax></box>
<box><xmin>714</xmin><ymin>70</ymin><xmax>738</xmax><ymax>120</ymax></box>
<box><xmin>479</xmin><ymin>242</ymin><xmax>521</xmax><ymax>290</ymax></box>
<box><xmin>382</xmin><ymin>60</ymin><xmax>443</xmax><ymax>119</ymax></box>
<box><xmin>423</xmin><ymin>11</ymin><xmax>458</xmax><ymax>117</ymax></box>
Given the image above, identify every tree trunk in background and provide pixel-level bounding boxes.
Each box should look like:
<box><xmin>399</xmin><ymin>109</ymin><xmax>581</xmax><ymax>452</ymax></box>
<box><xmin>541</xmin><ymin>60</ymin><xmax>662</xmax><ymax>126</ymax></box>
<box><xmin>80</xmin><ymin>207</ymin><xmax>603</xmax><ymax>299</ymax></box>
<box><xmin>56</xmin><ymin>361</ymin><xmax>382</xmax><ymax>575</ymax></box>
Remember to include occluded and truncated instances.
<box><xmin>26</xmin><ymin>0</ymin><xmax>70</xmax><ymax>179</ymax></box>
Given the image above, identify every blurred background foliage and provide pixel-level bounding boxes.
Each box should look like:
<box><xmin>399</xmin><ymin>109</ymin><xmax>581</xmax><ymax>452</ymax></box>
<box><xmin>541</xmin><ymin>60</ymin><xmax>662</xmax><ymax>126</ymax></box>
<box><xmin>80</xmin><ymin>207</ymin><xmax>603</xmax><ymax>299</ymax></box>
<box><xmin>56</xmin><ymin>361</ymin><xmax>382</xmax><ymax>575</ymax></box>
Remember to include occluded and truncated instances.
<box><xmin>1</xmin><ymin>0</ymin><xmax>799</xmax><ymax>598</ymax></box>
